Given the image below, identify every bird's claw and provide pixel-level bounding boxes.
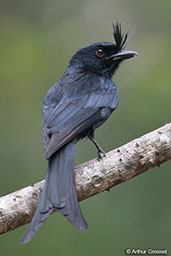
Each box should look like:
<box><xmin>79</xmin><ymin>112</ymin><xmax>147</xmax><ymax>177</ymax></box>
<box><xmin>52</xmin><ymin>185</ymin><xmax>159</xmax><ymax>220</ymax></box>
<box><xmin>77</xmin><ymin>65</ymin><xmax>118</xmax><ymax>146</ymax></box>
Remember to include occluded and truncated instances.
<box><xmin>98</xmin><ymin>150</ymin><xmax>106</xmax><ymax>160</ymax></box>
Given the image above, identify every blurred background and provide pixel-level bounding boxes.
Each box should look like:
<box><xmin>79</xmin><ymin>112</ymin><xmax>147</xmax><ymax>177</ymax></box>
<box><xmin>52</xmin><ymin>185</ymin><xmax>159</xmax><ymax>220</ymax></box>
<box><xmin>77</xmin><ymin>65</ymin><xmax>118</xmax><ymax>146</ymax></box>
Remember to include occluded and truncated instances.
<box><xmin>0</xmin><ymin>0</ymin><xmax>171</xmax><ymax>255</ymax></box>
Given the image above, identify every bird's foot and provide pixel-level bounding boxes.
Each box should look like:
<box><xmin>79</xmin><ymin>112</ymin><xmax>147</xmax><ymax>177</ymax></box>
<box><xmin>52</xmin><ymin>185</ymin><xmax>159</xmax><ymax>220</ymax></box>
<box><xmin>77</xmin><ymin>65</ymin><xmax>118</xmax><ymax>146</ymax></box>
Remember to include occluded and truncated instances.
<box><xmin>98</xmin><ymin>150</ymin><xmax>106</xmax><ymax>160</ymax></box>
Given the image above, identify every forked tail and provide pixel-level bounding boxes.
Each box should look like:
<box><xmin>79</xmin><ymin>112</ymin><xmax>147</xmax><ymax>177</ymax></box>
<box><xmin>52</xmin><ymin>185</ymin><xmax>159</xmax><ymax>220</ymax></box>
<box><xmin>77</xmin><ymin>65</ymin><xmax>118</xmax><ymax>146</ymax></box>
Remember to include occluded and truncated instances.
<box><xmin>21</xmin><ymin>140</ymin><xmax>88</xmax><ymax>244</ymax></box>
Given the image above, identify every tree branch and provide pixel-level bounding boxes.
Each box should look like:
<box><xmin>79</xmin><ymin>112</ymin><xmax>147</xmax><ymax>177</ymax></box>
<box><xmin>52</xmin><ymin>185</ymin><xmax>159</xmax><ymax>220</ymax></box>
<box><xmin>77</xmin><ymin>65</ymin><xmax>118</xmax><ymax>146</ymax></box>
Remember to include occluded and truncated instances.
<box><xmin>0</xmin><ymin>123</ymin><xmax>171</xmax><ymax>235</ymax></box>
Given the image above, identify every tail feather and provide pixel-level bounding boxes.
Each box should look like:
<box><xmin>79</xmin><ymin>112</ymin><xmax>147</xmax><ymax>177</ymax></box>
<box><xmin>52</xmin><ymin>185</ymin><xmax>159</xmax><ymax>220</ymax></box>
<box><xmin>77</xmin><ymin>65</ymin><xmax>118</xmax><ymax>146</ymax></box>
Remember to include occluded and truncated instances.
<box><xmin>65</xmin><ymin>183</ymin><xmax>88</xmax><ymax>231</ymax></box>
<box><xmin>21</xmin><ymin>140</ymin><xmax>88</xmax><ymax>244</ymax></box>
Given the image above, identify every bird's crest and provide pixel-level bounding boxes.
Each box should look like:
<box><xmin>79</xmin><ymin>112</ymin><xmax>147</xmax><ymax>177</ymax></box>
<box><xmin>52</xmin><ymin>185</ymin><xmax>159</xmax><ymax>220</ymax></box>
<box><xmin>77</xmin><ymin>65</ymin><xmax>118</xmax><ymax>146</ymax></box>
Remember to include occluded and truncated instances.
<box><xmin>112</xmin><ymin>22</ymin><xmax>128</xmax><ymax>50</ymax></box>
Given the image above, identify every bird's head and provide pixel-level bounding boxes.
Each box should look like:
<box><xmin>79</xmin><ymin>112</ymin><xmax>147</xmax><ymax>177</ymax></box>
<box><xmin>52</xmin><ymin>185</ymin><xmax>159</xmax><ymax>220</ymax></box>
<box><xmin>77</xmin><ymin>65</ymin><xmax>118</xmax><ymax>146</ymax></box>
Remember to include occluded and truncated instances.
<box><xmin>70</xmin><ymin>22</ymin><xmax>138</xmax><ymax>79</ymax></box>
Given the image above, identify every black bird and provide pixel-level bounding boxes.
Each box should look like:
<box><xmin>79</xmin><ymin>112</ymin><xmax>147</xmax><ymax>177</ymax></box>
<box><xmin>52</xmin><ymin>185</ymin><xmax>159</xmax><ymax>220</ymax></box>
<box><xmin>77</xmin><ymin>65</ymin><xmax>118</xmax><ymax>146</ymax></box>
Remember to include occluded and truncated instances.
<box><xmin>21</xmin><ymin>22</ymin><xmax>138</xmax><ymax>244</ymax></box>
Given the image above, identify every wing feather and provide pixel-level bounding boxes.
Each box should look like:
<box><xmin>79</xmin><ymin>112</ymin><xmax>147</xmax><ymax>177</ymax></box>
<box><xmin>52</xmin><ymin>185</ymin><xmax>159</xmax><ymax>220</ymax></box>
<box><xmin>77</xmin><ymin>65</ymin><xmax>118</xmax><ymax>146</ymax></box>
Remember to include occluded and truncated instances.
<box><xmin>43</xmin><ymin>85</ymin><xmax>119</xmax><ymax>159</ymax></box>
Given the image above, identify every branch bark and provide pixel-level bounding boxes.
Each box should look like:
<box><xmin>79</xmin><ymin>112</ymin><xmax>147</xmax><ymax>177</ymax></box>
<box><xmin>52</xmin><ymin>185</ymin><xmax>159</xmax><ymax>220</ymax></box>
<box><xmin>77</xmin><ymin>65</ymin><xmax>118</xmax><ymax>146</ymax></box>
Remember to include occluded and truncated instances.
<box><xmin>0</xmin><ymin>123</ymin><xmax>171</xmax><ymax>235</ymax></box>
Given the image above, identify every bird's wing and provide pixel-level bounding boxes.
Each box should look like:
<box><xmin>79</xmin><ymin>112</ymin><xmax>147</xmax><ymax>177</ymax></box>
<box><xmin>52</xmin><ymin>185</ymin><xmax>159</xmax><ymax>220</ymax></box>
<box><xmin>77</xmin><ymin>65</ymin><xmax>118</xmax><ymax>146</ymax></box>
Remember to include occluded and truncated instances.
<box><xmin>43</xmin><ymin>88</ymin><xmax>119</xmax><ymax>159</ymax></box>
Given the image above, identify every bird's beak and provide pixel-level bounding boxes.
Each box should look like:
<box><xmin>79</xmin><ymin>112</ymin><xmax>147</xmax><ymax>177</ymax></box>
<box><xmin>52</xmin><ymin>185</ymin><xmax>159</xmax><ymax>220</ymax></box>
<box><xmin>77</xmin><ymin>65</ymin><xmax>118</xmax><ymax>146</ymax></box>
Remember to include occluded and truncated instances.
<box><xmin>109</xmin><ymin>49</ymin><xmax>138</xmax><ymax>61</ymax></box>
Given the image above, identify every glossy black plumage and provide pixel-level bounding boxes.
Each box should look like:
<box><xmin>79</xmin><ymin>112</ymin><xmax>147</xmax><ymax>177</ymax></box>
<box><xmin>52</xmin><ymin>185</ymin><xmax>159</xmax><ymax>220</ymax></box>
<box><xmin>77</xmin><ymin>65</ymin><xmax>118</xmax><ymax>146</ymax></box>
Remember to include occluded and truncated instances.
<box><xmin>21</xmin><ymin>23</ymin><xmax>137</xmax><ymax>244</ymax></box>
<box><xmin>43</xmin><ymin>72</ymin><xmax>119</xmax><ymax>159</ymax></box>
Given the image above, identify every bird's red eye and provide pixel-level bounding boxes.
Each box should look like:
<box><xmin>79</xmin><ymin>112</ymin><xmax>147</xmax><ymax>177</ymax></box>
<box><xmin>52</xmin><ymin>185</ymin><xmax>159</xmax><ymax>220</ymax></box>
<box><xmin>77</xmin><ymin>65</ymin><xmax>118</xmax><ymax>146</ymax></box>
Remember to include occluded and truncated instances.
<box><xmin>96</xmin><ymin>48</ymin><xmax>105</xmax><ymax>57</ymax></box>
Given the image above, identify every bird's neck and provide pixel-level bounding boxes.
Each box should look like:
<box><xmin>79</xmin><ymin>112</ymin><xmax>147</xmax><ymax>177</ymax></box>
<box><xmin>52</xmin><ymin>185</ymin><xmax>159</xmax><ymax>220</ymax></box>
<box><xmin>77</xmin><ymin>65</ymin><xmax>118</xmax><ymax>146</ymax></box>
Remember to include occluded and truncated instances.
<box><xmin>67</xmin><ymin>61</ymin><xmax>121</xmax><ymax>80</ymax></box>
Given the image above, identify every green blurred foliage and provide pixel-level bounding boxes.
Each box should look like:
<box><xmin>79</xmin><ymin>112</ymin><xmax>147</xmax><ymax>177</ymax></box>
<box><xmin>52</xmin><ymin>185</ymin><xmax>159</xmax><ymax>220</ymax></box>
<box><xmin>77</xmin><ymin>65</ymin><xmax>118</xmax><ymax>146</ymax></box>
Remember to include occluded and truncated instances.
<box><xmin>0</xmin><ymin>0</ymin><xmax>171</xmax><ymax>255</ymax></box>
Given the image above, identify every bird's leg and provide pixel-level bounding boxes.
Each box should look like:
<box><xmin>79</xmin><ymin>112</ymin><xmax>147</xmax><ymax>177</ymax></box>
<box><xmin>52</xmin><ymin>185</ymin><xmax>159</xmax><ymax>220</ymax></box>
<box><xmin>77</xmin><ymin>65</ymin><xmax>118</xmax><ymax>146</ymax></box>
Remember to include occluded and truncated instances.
<box><xmin>88</xmin><ymin>136</ymin><xmax>105</xmax><ymax>160</ymax></box>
